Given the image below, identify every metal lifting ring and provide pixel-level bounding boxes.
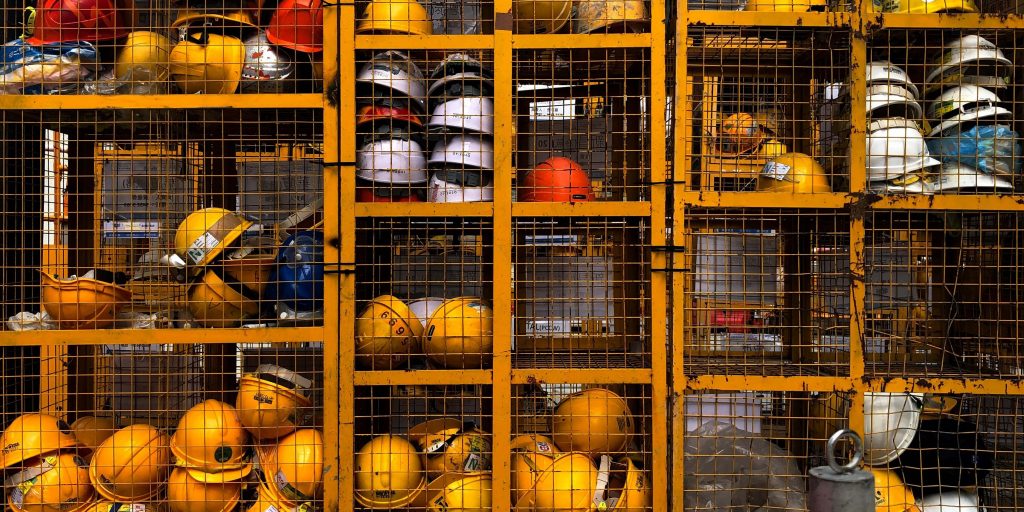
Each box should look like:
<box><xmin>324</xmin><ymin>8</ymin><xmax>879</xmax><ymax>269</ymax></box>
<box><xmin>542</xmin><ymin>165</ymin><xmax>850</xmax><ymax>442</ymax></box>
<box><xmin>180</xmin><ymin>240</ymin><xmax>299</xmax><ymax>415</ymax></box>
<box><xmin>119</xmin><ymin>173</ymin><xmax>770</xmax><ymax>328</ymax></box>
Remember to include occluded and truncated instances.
<box><xmin>827</xmin><ymin>429</ymin><xmax>863</xmax><ymax>474</ymax></box>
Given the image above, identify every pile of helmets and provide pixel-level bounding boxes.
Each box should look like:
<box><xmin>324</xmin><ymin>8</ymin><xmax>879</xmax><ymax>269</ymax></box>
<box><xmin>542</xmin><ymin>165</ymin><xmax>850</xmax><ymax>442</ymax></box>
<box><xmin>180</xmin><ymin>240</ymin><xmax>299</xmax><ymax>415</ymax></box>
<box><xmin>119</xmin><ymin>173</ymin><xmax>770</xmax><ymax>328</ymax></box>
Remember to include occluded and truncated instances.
<box><xmin>754</xmin><ymin>152</ymin><xmax>832</xmax><ymax>193</ymax></box>
<box><xmin>511</xmin><ymin>387</ymin><xmax>651</xmax><ymax>511</ymax></box>
<box><xmin>426</xmin><ymin>54</ymin><xmax>496</xmax><ymax>203</ymax></box>
<box><xmin>354</xmin><ymin>417</ymin><xmax>492</xmax><ymax>510</ymax></box>
<box><xmin>923</xmin><ymin>35</ymin><xmax>1019</xmax><ymax>193</ymax></box>
<box><xmin>0</xmin><ymin>413</ymin><xmax>95</xmax><ymax>511</ymax></box>
<box><xmin>814</xmin><ymin>392</ymin><xmax>992</xmax><ymax>512</ymax></box>
<box><xmin>862</xmin><ymin>61</ymin><xmax>941</xmax><ymax>194</ymax></box>
<box><xmin>714</xmin><ymin>111</ymin><xmax>789</xmax><ymax>159</ymax></box>
<box><xmin>355</xmin><ymin>51</ymin><xmax>432</xmax><ymax>202</ymax></box>
<box><xmin>168</xmin><ymin>0</ymin><xmax>324</xmax><ymax>94</ymax></box>
<box><xmin>174</xmin><ymin>208</ymin><xmax>323</xmax><ymax>327</ymax></box>
<box><xmin>355</xmin><ymin>295</ymin><xmax>494</xmax><ymax>370</ymax></box>
<box><xmin>512</xmin><ymin>0</ymin><xmax>648</xmax><ymax>34</ymax></box>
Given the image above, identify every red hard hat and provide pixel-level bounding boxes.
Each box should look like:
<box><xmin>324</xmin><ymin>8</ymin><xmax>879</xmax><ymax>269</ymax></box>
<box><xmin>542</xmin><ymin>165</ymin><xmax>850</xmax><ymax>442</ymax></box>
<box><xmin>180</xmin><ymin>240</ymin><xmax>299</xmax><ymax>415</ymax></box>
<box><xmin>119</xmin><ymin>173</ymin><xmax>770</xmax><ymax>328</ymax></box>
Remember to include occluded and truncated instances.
<box><xmin>518</xmin><ymin>156</ymin><xmax>594</xmax><ymax>202</ymax></box>
<box><xmin>357</xmin><ymin>104</ymin><xmax>424</xmax><ymax>128</ymax></box>
<box><xmin>356</xmin><ymin>187</ymin><xmax>424</xmax><ymax>202</ymax></box>
<box><xmin>27</xmin><ymin>0</ymin><xmax>133</xmax><ymax>44</ymax></box>
<box><xmin>266</xmin><ymin>0</ymin><xmax>324</xmax><ymax>53</ymax></box>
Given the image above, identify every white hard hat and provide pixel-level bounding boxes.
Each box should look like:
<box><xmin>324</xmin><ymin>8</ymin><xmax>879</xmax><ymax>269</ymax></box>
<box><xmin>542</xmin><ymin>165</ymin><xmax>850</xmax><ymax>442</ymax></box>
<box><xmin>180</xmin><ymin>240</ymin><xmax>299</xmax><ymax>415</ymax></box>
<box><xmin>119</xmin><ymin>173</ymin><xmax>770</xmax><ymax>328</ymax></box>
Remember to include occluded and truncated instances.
<box><xmin>428</xmin><ymin>96</ymin><xmax>495</xmax><ymax>135</ymax></box>
<box><xmin>429</xmin><ymin>171</ymin><xmax>495</xmax><ymax>203</ymax></box>
<box><xmin>407</xmin><ymin>297</ymin><xmax>445</xmax><ymax>330</ymax></box>
<box><xmin>356</xmin><ymin>137</ymin><xmax>429</xmax><ymax>184</ymax></box>
<box><xmin>920</xmin><ymin>491</ymin><xmax>982</xmax><ymax>512</ymax></box>
<box><xmin>867</xmin><ymin>84</ymin><xmax>923</xmax><ymax>120</ymax></box>
<box><xmin>429</xmin><ymin>53</ymin><xmax>493</xmax><ymax>81</ymax></box>
<box><xmin>926</xmin><ymin>35</ymin><xmax>1012</xmax><ymax>90</ymax></box>
<box><xmin>429</xmin><ymin>135</ymin><xmax>494</xmax><ymax>170</ymax></box>
<box><xmin>867</xmin><ymin>118</ymin><xmax>941</xmax><ymax>181</ymax></box>
<box><xmin>356</xmin><ymin>50</ymin><xmax>428</xmax><ymax>111</ymax></box>
<box><xmin>863</xmin><ymin>392</ymin><xmax>924</xmax><ymax>465</ymax></box>
<box><xmin>867</xmin><ymin>60</ymin><xmax>919</xmax><ymax>98</ymax></box>
<box><xmin>929</xmin><ymin>163</ymin><xmax>1014</xmax><ymax>194</ymax></box>
<box><xmin>427</xmin><ymin>71</ymin><xmax>494</xmax><ymax>99</ymax></box>
<box><xmin>927</xmin><ymin>85</ymin><xmax>1011</xmax><ymax>136</ymax></box>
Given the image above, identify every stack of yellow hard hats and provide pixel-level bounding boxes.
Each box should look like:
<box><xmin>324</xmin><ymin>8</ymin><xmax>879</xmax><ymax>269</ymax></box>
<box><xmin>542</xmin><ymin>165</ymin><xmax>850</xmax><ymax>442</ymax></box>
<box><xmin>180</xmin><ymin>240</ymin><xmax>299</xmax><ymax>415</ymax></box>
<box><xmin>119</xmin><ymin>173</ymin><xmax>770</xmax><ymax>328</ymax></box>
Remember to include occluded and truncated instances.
<box><xmin>511</xmin><ymin>387</ymin><xmax>653</xmax><ymax>512</ymax></box>
<box><xmin>356</xmin><ymin>295</ymin><xmax>494</xmax><ymax>370</ymax></box>
<box><xmin>166</xmin><ymin>400</ymin><xmax>252</xmax><ymax>512</ymax></box>
<box><xmin>0</xmin><ymin>413</ymin><xmax>93</xmax><ymax>512</ymax></box>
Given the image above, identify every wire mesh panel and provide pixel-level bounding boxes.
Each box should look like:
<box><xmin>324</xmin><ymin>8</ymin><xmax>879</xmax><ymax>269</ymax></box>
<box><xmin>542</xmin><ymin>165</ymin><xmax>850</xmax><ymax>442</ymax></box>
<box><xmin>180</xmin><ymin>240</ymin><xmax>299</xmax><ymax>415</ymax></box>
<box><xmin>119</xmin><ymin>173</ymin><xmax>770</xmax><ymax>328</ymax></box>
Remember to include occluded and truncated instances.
<box><xmin>0</xmin><ymin>341</ymin><xmax>325</xmax><ymax>511</ymax></box>
<box><xmin>683</xmin><ymin>208</ymin><xmax>851</xmax><ymax>377</ymax></box>
<box><xmin>512</xmin><ymin>217</ymin><xmax>651</xmax><ymax>368</ymax></box>
<box><xmin>684</xmin><ymin>27</ymin><xmax>850</xmax><ymax>192</ymax></box>
<box><xmin>0</xmin><ymin>110</ymin><xmax>325</xmax><ymax>331</ymax></box>
<box><xmin>515</xmin><ymin>48</ymin><xmax>652</xmax><ymax>202</ymax></box>
<box><xmin>354</xmin><ymin>217</ymin><xmax>494</xmax><ymax>371</ymax></box>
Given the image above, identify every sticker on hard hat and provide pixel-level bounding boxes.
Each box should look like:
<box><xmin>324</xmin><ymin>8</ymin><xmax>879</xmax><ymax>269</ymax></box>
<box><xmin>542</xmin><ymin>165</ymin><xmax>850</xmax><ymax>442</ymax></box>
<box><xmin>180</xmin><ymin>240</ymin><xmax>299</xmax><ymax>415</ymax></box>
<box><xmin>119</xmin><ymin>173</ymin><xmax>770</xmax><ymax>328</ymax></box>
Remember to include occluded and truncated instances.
<box><xmin>761</xmin><ymin>161</ymin><xmax>791</xmax><ymax>181</ymax></box>
<box><xmin>463</xmin><ymin>453</ymin><xmax>484</xmax><ymax>471</ymax></box>
<box><xmin>187</xmin><ymin>232</ymin><xmax>222</xmax><ymax>264</ymax></box>
<box><xmin>3</xmin><ymin>442</ymin><xmax>19</xmax><ymax>454</ymax></box>
<box><xmin>9</xmin><ymin>484</ymin><xmax>26</xmax><ymax>507</ymax></box>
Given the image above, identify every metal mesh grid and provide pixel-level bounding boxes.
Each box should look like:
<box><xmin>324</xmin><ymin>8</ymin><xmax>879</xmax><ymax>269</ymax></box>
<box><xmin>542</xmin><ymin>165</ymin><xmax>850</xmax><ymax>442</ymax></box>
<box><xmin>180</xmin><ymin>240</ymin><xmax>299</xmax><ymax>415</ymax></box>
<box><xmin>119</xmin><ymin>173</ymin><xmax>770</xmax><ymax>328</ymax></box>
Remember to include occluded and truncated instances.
<box><xmin>684</xmin><ymin>27</ymin><xmax>850</xmax><ymax>192</ymax></box>
<box><xmin>682</xmin><ymin>208</ymin><xmax>852</xmax><ymax>377</ymax></box>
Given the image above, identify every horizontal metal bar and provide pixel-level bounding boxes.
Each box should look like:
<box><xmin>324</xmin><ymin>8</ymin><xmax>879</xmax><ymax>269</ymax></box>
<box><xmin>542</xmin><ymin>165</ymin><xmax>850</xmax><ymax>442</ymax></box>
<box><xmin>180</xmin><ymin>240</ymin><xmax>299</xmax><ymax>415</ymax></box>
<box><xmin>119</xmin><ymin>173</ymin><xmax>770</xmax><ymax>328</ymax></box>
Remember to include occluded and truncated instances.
<box><xmin>512</xmin><ymin>368</ymin><xmax>653</xmax><ymax>384</ymax></box>
<box><xmin>511</xmin><ymin>201</ymin><xmax>652</xmax><ymax>217</ymax></box>
<box><xmin>0</xmin><ymin>94</ymin><xmax>324</xmax><ymax>111</ymax></box>
<box><xmin>0</xmin><ymin>327</ymin><xmax>324</xmax><ymax>346</ymax></box>
<box><xmin>683</xmin><ymin>375</ymin><xmax>855</xmax><ymax>392</ymax></box>
<box><xmin>354</xmin><ymin>202</ymin><xmax>495</xmax><ymax>217</ymax></box>
<box><xmin>869</xmin><ymin>194</ymin><xmax>1024</xmax><ymax>211</ymax></box>
<box><xmin>355</xmin><ymin>34</ymin><xmax>495</xmax><ymax>49</ymax></box>
<box><xmin>686</xmin><ymin>10</ymin><xmax>853</xmax><ymax>27</ymax></box>
<box><xmin>869</xmin><ymin>378</ymin><xmax>1024</xmax><ymax>395</ymax></box>
<box><xmin>681</xmin><ymin>191</ymin><xmax>850</xmax><ymax>209</ymax></box>
<box><xmin>874</xmin><ymin>12</ymin><xmax>1024</xmax><ymax>29</ymax></box>
<box><xmin>512</xmin><ymin>33</ymin><xmax>652</xmax><ymax>49</ymax></box>
<box><xmin>354</xmin><ymin>370</ymin><xmax>493</xmax><ymax>386</ymax></box>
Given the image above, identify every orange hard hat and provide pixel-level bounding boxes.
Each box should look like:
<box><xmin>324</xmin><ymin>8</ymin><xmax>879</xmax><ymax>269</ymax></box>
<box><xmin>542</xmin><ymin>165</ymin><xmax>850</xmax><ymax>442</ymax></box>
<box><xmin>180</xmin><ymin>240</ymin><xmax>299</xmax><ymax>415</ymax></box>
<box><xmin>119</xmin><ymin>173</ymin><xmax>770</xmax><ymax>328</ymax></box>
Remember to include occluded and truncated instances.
<box><xmin>267</xmin><ymin>0</ymin><xmax>324</xmax><ymax>53</ymax></box>
<box><xmin>518</xmin><ymin>156</ymin><xmax>594</xmax><ymax>202</ymax></box>
<box><xmin>27</xmin><ymin>0</ymin><xmax>133</xmax><ymax>45</ymax></box>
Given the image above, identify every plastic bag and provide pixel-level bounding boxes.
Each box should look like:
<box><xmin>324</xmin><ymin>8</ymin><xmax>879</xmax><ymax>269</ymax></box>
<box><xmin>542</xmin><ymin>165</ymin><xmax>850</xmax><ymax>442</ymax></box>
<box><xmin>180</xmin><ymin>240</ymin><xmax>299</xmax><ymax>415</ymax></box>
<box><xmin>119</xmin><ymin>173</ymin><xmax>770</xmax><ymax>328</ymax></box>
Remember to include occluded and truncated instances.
<box><xmin>6</xmin><ymin>311</ymin><xmax>55</xmax><ymax>331</ymax></box>
<box><xmin>0</xmin><ymin>38</ymin><xmax>97</xmax><ymax>94</ymax></box>
<box><xmin>684</xmin><ymin>421</ymin><xmax>807</xmax><ymax>511</ymax></box>
<box><xmin>927</xmin><ymin>123</ymin><xmax>1022</xmax><ymax>177</ymax></box>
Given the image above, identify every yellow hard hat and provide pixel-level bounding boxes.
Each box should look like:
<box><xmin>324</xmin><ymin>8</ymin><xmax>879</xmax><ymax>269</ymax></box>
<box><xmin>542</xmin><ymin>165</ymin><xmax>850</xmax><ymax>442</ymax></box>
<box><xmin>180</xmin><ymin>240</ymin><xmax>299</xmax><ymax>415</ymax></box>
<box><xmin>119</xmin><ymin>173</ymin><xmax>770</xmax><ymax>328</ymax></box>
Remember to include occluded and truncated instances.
<box><xmin>874</xmin><ymin>0</ymin><xmax>976</xmax><ymax>12</ymax></box>
<box><xmin>760</xmin><ymin>138</ymin><xmax>789</xmax><ymax>159</ymax></box>
<box><xmin>356</xmin><ymin>0</ymin><xmax>433</xmax><ymax>35</ymax></box>
<box><xmin>514</xmin><ymin>452</ymin><xmax>599</xmax><ymax>512</ymax></box>
<box><xmin>262</xmin><ymin>429</ymin><xmax>324</xmax><ymax>505</ymax></box>
<box><xmin>114</xmin><ymin>31</ymin><xmax>172</xmax><ymax>82</ymax></box>
<box><xmin>423</xmin><ymin>297</ymin><xmax>494</xmax><ymax>369</ymax></box>
<box><xmin>552</xmin><ymin>387</ymin><xmax>635</xmax><ymax>455</ymax></box>
<box><xmin>174</xmin><ymin>208</ymin><xmax>253</xmax><ymax>268</ymax></box>
<box><xmin>0</xmin><ymin>413</ymin><xmax>79</xmax><ymax>470</ymax></box>
<box><xmin>355</xmin><ymin>295</ymin><xmax>423</xmax><ymax>370</ymax></box>
<box><xmin>594</xmin><ymin>456</ymin><xmax>652</xmax><ymax>512</ymax></box>
<box><xmin>5</xmin><ymin>453</ymin><xmax>94</xmax><ymax>512</ymax></box>
<box><xmin>70</xmin><ymin>416</ymin><xmax>117</xmax><ymax>453</ymax></box>
<box><xmin>235</xmin><ymin>364</ymin><xmax>313</xmax><ymax>440</ymax></box>
<box><xmin>745</xmin><ymin>0</ymin><xmax>827</xmax><ymax>10</ymax></box>
<box><xmin>166</xmin><ymin>467</ymin><xmax>242</xmax><ymax>512</ymax></box>
<box><xmin>170</xmin><ymin>400</ymin><xmax>252</xmax><ymax>482</ymax></box>
<box><xmin>755</xmin><ymin>152</ymin><xmax>832</xmax><ymax>193</ymax></box>
<box><xmin>408</xmin><ymin>418</ymin><xmax>492</xmax><ymax>479</ymax></box>
<box><xmin>572</xmin><ymin>0</ymin><xmax>648</xmax><ymax>34</ymax></box>
<box><xmin>354</xmin><ymin>435</ymin><xmax>425</xmax><ymax>509</ymax></box>
<box><xmin>873</xmin><ymin>469</ymin><xmax>921</xmax><ymax>512</ymax></box>
<box><xmin>170</xmin><ymin>8</ymin><xmax>258</xmax><ymax>29</ymax></box>
<box><xmin>169</xmin><ymin>32</ymin><xmax>245</xmax><ymax>95</ymax></box>
<box><xmin>510</xmin><ymin>435</ymin><xmax>560</xmax><ymax>502</ymax></box>
<box><xmin>88</xmin><ymin>424</ymin><xmax>171</xmax><ymax>502</ymax></box>
<box><xmin>40</xmin><ymin>272</ymin><xmax>132</xmax><ymax>330</ymax></box>
<box><xmin>187</xmin><ymin>269</ymin><xmax>261</xmax><ymax>328</ymax></box>
<box><xmin>221</xmin><ymin>254</ymin><xmax>276</xmax><ymax>296</ymax></box>
<box><xmin>425</xmin><ymin>472</ymin><xmax>492</xmax><ymax>512</ymax></box>
<box><xmin>514</xmin><ymin>0</ymin><xmax>571</xmax><ymax>33</ymax></box>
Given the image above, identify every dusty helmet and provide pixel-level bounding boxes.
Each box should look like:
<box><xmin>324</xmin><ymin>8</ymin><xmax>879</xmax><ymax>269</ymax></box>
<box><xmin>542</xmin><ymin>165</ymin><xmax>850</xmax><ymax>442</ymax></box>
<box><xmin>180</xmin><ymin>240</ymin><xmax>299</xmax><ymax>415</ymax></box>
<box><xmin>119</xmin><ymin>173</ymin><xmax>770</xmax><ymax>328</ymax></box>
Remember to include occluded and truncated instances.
<box><xmin>424</xmin><ymin>472</ymin><xmax>492</xmax><ymax>512</ymax></box>
<box><xmin>0</xmin><ymin>413</ymin><xmax>79</xmax><ymax>470</ymax></box>
<box><xmin>354</xmin><ymin>435</ymin><xmax>426</xmax><ymax>509</ymax></box>
<box><xmin>756</xmin><ymin>152</ymin><xmax>832</xmax><ymax>193</ymax></box>
<box><xmin>88</xmin><ymin>424</ymin><xmax>171</xmax><ymax>502</ymax></box>
<box><xmin>356</xmin><ymin>0</ymin><xmax>433</xmax><ymax>35</ymax></box>
<box><xmin>262</xmin><ymin>429</ymin><xmax>324</xmax><ymax>505</ymax></box>
<box><xmin>551</xmin><ymin>387</ymin><xmax>634</xmax><ymax>454</ymax></box>
<box><xmin>514</xmin><ymin>452</ymin><xmax>598</xmax><ymax>512</ymax></box>
<box><xmin>926</xmin><ymin>84</ymin><xmax>1011</xmax><ymax>136</ymax></box>
<box><xmin>40</xmin><ymin>272</ymin><xmax>132</xmax><ymax>330</ymax></box>
<box><xmin>867</xmin><ymin>119</ymin><xmax>941</xmax><ymax>181</ymax></box>
<box><xmin>423</xmin><ymin>297</ymin><xmax>494</xmax><ymax>369</ymax></box>
<box><xmin>513</xmin><ymin>0</ymin><xmax>571</xmax><ymax>33</ymax></box>
<box><xmin>170</xmin><ymin>399</ymin><xmax>252</xmax><ymax>482</ymax></box>
<box><xmin>355</xmin><ymin>295</ymin><xmax>423</xmax><ymax>370</ymax></box>
<box><xmin>235</xmin><ymin>364</ymin><xmax>313</xmax><ymax>440</ymax></box>
<box><xmin>863</xmin><ymin>392</ymin><xmax>924</xmax><ymax>466</ymax></box>
<box><xmin>169</xmin><ymin>32</ymin><xmax>246</xmax><ymax>95</ymax></box>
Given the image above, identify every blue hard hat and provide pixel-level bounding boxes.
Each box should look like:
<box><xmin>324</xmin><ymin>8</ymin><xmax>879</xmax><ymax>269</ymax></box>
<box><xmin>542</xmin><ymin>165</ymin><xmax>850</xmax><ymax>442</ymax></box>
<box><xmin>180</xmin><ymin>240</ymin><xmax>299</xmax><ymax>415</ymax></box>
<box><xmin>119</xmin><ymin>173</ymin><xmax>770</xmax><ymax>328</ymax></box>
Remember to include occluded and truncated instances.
<box><xmin>267</xmin><ymin>230</ymin><xmax>324</xmax><ymax>313</ymax></box>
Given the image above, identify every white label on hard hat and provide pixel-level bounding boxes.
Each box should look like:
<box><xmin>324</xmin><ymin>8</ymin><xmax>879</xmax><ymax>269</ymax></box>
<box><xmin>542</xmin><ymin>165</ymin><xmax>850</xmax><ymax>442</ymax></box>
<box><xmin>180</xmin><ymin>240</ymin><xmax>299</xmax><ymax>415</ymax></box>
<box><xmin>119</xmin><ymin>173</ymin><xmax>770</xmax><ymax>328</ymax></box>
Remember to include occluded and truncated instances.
<box><xmin>9</xmin><ymin>486</ymin><xmax>25</xmax><ymax>507</ymax></box>
<box><xmin>463</xmin><ymin>453</ymin><xmax>483</xmax><ymax>471</ymax></box>
<box><xmin>264</xmin><ymin>507</ymin><xmax>280</xmax><ymax>512</ymax></box>
<box><xmin>131</xmin><ymin>505</ymin><xmax>147</xmax><ymax>512</ymax></box>
<box><xmin>761</xmin><ymin>161</ymin><xmax>791</xmax><ymax>181</ymax></box>
<box><xmin>187</xmin><ymin>232</ymin><xmax>221</xmax><ymax>264</ymax></box>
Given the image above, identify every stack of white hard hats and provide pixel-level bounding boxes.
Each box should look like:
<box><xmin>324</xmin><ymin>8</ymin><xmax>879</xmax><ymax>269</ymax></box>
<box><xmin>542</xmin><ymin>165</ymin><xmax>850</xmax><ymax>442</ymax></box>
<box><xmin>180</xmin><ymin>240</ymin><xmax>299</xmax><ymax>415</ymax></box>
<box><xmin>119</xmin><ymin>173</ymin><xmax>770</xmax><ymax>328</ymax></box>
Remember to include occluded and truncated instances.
<box><xmin>425</xmin><ymin>53</ymin><xmax>495</xmax><ymax>203</ymax></box>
